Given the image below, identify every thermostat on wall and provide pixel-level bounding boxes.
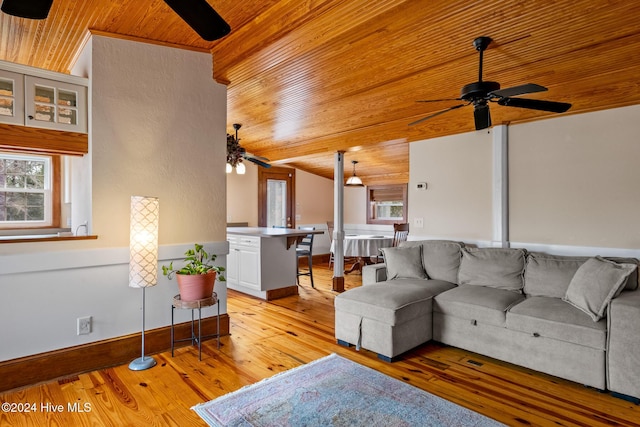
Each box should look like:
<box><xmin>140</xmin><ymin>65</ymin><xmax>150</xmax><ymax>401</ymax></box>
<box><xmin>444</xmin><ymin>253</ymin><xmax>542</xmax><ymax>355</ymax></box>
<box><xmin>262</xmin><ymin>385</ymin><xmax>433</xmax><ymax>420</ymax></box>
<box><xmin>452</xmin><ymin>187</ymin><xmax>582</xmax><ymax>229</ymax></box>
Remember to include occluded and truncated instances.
<box><xmin>416</xmin><ymin>182</ymin><xmax>427</xmax><ymax>190</ymax></box>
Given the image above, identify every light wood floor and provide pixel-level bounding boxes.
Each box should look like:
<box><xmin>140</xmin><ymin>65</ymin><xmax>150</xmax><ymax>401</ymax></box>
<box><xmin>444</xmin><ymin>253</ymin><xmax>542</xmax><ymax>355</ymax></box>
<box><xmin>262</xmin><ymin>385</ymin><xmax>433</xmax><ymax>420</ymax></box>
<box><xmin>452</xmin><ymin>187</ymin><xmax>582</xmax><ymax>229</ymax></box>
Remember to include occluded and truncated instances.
<box><xmin>1</xmin><ymin>264</ymin><xmax>639</xmax><ymax>426</ymax></box>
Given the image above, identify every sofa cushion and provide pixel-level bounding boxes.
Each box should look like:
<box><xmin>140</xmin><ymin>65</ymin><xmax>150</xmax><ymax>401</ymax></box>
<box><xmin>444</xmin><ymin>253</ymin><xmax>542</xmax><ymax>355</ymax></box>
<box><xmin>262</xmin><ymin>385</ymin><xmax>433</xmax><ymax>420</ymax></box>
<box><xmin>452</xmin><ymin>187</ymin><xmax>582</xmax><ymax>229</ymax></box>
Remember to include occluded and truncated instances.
<box><xmin>524</xmin><ymin>253</ymin><xmax>639</xmax><ymax>298</ymax></box>
<box><xmin>563</xmin><ymin>256</ymin><xmax>636</xmax><ymax>321</ymax></box>
<box><xmin>609</xmin><ymin>257</ymin><xmax>639</xmax><ymax>291</ymax></box>
<box><xmin>524</xmin><ymin>253</ymin><xmax>589</xmax><ymax>298</ymax></box>
<box><xmin>433</xmin><ymin>285</ymin><xmax>525</xmax><ymax>327</ymax></box>
<box><xmin>381</xmin><ymin>245</ymin><xmax>427</xmax><ymax>280</ymax></box>
<box><xmin>400</xmin><ymin>240</ymin><xmax>463</xmax><ymax>284</ymax></box>
<box><xmin>458</xmin><ymin>248</ymin><xmax>526</xmax><ymax>292</ymax></box>
<box><xmin>335</xmin><ymin>280</ymin><xmax>456</xmax><ymax>326</ymax></box>
<box><xmin>507</xmin><ymin>296</ymin><xmax>606</xmax><ymax>350</ymax></box>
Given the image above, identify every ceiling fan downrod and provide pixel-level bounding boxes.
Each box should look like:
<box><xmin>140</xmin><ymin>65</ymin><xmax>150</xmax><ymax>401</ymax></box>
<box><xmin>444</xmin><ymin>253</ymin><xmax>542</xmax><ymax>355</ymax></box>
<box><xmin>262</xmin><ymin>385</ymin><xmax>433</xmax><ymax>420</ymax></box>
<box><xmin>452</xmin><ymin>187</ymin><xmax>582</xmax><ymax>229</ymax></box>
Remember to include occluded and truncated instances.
<box><xmin>473</xmin><ymin>36</ymin><xmax>492</xmax><ymax>82</ymax></box>
<box><xmin>460</xmin><ymin>36</ymin><xmax>500</xmax><ymax>102</ymax></box>
<box><xmin>233</xmin><ymin>123</ymin><xmax>242</xmax><ymax>142</ymax></box>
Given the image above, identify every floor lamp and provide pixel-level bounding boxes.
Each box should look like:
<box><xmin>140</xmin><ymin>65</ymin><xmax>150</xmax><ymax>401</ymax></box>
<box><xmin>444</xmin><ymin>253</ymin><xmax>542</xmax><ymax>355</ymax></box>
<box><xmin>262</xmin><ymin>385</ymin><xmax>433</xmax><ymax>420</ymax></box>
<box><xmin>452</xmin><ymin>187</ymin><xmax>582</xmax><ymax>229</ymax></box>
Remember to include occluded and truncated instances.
<box><xmin>128</xmin><ymin>196</ymin><xmax>159</xmax><ymax>371</ymax></box>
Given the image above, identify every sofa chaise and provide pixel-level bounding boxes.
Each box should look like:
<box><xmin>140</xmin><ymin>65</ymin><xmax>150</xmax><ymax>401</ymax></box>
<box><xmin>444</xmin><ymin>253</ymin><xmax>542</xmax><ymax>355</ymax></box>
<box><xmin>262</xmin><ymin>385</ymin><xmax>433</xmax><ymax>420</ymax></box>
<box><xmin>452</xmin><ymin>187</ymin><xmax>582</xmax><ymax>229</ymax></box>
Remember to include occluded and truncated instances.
<box><xmin>334</xmin><ymin>240</ymin><xmax>640</xmax><ymax>401</ymax></box>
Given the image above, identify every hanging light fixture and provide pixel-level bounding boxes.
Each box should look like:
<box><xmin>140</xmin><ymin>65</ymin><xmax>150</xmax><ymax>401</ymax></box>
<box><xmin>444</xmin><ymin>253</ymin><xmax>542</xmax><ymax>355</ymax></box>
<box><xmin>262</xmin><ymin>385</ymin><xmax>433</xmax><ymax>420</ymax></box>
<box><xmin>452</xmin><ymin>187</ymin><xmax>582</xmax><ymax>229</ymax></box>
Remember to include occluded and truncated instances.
<box><xmin>345</xmin><ymin>160</ymin><xmax>364</xmax><ymax>187</ymax></box>
<box><xmin>226</xmin><ymin>123</ymin><xmax>245</xmax><ymax>174</ymax></box>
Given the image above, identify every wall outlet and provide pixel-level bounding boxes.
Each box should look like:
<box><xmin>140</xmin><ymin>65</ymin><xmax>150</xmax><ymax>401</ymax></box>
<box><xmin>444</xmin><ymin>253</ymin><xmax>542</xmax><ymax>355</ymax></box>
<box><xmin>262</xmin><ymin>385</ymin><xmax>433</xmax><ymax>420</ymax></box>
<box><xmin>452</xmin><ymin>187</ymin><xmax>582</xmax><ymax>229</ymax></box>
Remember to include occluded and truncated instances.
<box><xmin>414</xmin><ymin>217</ymin><xmax>424</xmax><ymax>228</ymax></box>
<box><xmin>77</xmin><ymin>316</ymin><xmax>92</xmax><ymax>335</ymax></box>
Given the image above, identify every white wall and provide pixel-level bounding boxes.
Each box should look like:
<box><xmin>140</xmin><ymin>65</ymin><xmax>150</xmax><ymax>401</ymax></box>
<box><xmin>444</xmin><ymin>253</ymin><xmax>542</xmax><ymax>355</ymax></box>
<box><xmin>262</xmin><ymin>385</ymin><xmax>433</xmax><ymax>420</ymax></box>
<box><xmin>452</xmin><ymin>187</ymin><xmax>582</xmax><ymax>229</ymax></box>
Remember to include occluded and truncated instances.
<box><xmin>296</xmin><ymin>169</ymin><xmax>333</xmax><ymax>224</ymax></box>
<box><xmin>408</xmin><ymin>104</ymin><xmax>640</xmax><ymax>255</ymax></box>
<box><xmin>409</xmin><ymin>130</ymin><xmax>493</xmax><ymax>242</ymax></box>
<box><xmin>0</xmin><ymin>36</ymin><xmax>229</xmax><ymax>361</ymax></box>
<box><xmin>509</xmin><ymin>105</ymin><xmax>640</xmax><ymax>249</ymax></box>
<box><xmin>344</xmin><ymin>186</ymin><xmax>367</xmax><ymax>224</ymax></box>
<box><xmin>226</xmin><ymin>161</ymin><xmax>259</xmax><ymax>226</ymax></box>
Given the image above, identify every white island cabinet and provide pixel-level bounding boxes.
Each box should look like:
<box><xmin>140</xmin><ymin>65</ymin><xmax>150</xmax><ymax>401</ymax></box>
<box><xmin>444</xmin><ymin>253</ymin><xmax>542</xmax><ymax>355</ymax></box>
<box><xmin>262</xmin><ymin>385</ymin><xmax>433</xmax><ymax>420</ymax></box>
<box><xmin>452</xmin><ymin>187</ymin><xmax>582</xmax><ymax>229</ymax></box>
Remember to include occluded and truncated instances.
<box><xmin>226</xmin><ymin>227</ymin><xmax>323</xmax><ymax>300</ymax></box>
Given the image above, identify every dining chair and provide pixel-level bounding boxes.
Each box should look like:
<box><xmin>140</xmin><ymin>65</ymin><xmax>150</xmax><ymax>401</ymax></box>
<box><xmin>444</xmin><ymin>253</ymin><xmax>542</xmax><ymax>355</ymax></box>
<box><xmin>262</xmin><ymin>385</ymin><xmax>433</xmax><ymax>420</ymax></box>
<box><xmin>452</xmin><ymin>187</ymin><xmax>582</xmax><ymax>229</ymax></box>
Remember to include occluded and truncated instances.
<box><xmin>376</xmin><ymin>222</ymin><xmax>410</xmax><ymax>262</ymax></box>
<box><xmin>296</xmin><ymin>226</ymin><xmax>316</xmax><ymax>288</ymax></box>
<box><xmin>392</xmin><ymin>222</ymin><xmax>410</xmax><ymax>246</ymax></box>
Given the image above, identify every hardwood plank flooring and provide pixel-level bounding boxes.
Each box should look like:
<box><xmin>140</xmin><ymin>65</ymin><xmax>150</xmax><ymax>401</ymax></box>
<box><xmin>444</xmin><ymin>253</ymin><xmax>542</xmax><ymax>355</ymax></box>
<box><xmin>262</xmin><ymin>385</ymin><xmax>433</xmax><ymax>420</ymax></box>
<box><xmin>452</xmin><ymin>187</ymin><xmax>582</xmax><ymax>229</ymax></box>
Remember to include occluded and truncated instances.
<box><xmin>1</xmin><ymin>264</ymin><xmax>639</xmax><ymax>426</ymax></box>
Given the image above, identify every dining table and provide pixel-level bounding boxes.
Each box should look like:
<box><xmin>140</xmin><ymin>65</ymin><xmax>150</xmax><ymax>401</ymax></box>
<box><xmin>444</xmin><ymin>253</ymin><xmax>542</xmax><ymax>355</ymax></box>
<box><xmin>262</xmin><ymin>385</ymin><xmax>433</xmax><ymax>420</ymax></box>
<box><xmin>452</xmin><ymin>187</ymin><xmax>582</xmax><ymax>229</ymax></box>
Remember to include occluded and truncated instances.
<box><xmin>330</xmin><ymin>234</ymin><xmax>394</xmax><ymax>274</ymax></box>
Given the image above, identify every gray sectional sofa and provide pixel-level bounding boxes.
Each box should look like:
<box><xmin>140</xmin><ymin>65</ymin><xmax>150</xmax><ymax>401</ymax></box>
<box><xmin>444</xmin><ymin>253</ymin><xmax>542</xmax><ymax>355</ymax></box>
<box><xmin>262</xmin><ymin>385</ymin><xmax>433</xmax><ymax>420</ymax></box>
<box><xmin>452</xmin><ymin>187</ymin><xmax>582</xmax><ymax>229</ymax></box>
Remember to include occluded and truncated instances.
<box><xmin>334</xmin><ymin>240</ymin><xmax>640</xmax><ymax>400</ymax></box>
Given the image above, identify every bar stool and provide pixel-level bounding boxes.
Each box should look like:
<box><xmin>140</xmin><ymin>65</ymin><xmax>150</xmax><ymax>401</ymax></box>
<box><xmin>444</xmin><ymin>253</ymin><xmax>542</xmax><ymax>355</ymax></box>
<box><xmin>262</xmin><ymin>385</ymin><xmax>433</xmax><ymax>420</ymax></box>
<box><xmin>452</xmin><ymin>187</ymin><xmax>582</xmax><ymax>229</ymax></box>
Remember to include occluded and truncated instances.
<box><xmin>296</xmin><ymin>226</ymin><xmax>316</xmax><ymax>288</ymax></box>
<box><xmin>171</xmin><ymin>293</ymin><xmax>220</xmax><ymax>361</ymax></box>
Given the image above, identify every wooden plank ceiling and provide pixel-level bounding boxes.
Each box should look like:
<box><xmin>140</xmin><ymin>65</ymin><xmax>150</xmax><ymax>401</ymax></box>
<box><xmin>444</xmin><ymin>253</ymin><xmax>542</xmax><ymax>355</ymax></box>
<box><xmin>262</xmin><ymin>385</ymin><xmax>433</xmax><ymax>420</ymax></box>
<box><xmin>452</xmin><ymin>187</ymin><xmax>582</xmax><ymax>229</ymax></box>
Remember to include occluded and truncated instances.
<box><xmin>2</xmin><ymin>0</ymin><xmax>640</xmax><ymax>185</ymax></box>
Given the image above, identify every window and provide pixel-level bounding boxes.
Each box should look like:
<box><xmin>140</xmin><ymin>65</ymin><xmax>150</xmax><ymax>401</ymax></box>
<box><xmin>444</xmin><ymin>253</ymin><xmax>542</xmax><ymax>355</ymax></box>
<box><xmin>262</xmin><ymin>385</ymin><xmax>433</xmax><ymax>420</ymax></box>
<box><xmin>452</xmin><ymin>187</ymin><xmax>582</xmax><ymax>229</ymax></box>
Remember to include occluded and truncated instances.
<box><xmin>0</xmin><ymin>152</ymin><xmax>60</xmax><ymax>229</ymax></box>
<box><xmin>366</xmin><ymin>184</ymin><xmax>408</xmax><ymax>225</ymax></box>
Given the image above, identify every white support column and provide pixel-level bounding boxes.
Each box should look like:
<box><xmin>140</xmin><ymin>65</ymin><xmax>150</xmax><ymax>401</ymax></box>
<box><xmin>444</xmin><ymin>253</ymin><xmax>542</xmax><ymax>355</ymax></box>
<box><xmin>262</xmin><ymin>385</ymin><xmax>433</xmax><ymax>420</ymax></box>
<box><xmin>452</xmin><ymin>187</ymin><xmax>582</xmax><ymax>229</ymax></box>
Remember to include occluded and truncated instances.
<box><xmin>333</xmin><ymin>151</ymin><xmax>345</xmax><ymax>292</ymax></box>
<box><xmin>492</xmin><ymin>125</ymin><xmax>509</xmax><ymax>248</ymax></box>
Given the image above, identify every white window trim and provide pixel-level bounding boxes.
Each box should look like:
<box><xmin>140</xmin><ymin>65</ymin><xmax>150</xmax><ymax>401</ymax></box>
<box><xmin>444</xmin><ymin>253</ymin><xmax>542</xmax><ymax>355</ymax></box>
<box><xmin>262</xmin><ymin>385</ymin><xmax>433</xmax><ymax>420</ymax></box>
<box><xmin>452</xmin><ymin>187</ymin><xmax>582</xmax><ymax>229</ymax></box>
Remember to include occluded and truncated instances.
<box><xmin>0</xmin><ymin>152</ymin><xmax>52</xmax><ymax>228</ymax></box>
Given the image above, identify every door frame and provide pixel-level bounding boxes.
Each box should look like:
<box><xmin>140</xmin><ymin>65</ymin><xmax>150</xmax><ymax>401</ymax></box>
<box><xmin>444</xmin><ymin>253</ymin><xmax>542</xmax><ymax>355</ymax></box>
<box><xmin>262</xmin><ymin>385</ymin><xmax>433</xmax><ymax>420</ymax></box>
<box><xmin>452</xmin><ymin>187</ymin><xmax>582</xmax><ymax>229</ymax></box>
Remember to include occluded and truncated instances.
<box><xmin>258</xmin><ymin>166</ymin><xmax>296</xmax><ymax>228</ymax></box>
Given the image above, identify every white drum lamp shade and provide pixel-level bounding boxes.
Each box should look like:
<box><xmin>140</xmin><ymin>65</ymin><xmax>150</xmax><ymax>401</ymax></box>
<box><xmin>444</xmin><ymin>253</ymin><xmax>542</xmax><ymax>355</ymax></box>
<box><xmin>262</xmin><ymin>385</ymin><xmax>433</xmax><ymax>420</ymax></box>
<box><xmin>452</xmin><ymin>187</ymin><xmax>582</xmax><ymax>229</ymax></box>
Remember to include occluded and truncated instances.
<box><xmin>129</xmin><ymin>196</ymin><xmax>159</xmax><ymax>288</ymax></box>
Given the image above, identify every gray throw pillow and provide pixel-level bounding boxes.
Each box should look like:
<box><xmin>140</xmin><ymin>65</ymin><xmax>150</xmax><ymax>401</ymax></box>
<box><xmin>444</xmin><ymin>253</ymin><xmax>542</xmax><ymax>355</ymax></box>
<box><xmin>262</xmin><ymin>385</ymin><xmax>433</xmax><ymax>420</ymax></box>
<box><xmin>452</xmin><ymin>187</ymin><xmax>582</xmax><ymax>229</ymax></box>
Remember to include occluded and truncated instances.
<box><xmin>458</xmin><ymin>247</ymin><xmax>526</xmax><ymax>292</ymax></box>
<box><xmin>524</xmin><ymin>253</ymin><xmax>589</xmax><ymax>298</ymax></box>
<box><xmin>382</xmin><ymin>246</ymin><xmax>427</xmax><ymax>280</ymax></box>
<box><xmin>563</xmin><ymin>256</ymin><xmax>636</xmax><ymax>321</ymax></box>
<box><xmin>401</xmin><ymin>240</ymin><xmax>463</xmax><ymax>284</ymax></box>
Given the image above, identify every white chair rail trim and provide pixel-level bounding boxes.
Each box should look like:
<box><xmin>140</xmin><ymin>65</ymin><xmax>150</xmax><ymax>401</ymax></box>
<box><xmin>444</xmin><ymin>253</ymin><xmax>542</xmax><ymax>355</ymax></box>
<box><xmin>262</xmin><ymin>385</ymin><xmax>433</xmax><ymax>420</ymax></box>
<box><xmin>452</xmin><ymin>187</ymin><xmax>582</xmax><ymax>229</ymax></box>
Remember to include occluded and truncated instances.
<box><xmin>0</xmin><ymin>241</ymin><xmax>230</xmax><ymax>276</ymax></box>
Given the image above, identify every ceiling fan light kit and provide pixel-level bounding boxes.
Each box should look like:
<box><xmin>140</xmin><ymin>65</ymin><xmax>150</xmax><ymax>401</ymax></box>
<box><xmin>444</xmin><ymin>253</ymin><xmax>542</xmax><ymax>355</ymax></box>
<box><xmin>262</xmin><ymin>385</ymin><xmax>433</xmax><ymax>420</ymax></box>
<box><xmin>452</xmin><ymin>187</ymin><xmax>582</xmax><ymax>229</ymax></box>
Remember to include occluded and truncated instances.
<box><xmin>226</xmin><ymin>123</ymin><xmax>271</xmax><ymax>174</ymax></box>
<box><xmin>1</xmin><ymin>0</ymin><xmax>53</xmax><ymax>19</ymax></box>
<box><xmin>411</xmin><ymin>36</ymin><xmax>572</xmax><ymax>130</ymax></box>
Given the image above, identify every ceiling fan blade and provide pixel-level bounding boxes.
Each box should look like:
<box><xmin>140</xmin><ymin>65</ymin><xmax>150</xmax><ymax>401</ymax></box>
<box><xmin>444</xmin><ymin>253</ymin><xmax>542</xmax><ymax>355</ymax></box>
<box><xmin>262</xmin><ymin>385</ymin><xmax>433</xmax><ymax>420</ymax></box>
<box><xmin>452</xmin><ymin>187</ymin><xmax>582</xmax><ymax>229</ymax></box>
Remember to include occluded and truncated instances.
<box><xmin>163</xmin><ymin>0</ymin><xmax>231</xmax><ymax>41</ymax></box>
<box><xmin>490</xmin><ymin>83</ymin><xmax>547</xmax><ymax>98</ymax></box>
<box><xmin>245</xmin><ymin>157</ymin><xmax>271</xmax><ymax>168</ymax></box>
<box><xmin>474</xmin><ymin>103</ymin><xmax>491</xmax><ymax>130</ymax></box>
<box><xmin>244</xmin><ymin>153</ymin><xmax>270</xmax><ymax>162</ymax></box>
<box><xmin>0</xmin><ymin>0</ymin><xmax>53</xmax><ymax>19</ymax></box>
<box><xmin>409</xmin><ymin>104</ymin><xmax>466</xmax><ymax>126</ymax></box>
<box><xmin>498</xmin><ymin>97</ymin><xmax>571</xmax><ymax>113</ymax></box>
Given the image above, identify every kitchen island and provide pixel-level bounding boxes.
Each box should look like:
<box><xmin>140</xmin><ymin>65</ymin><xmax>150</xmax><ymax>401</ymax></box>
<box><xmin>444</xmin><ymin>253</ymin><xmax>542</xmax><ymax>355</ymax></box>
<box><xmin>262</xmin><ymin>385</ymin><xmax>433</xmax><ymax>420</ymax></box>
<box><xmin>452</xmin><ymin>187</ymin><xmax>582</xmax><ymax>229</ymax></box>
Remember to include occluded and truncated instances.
<box><xmin>226</xmin><ymin>227</ymin><xmax>324</xmax><ymax>300</ymax></box>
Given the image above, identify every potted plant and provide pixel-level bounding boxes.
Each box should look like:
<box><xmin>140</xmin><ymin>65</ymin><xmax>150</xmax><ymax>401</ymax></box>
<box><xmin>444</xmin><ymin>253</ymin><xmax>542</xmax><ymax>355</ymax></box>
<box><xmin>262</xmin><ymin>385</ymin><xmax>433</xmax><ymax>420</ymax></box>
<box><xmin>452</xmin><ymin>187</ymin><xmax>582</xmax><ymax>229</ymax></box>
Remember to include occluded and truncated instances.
<box><xmin>162</xmin><ymin>243</ymin><xmax>226</xmax><ymax>301</ymax></box>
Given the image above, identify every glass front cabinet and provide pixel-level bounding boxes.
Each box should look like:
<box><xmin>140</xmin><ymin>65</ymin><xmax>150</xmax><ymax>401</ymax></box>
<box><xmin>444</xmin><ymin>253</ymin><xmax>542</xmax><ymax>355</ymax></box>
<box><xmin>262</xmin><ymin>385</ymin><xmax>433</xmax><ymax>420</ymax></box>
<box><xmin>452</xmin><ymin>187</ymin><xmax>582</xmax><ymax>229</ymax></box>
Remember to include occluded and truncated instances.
<box><xmin>0</xmin><ymin>66</ymin><xmax>87</xmax><ymax>134</ymax></box>
<box><xmin>0</xmin><ymin>69</ymin><xmax>25</xmax><ymax>126</ymax></box>
<box><xmin>25</xmin><ymin>76</ymin><xmax>87</xmax><ymax>133</ymax></box>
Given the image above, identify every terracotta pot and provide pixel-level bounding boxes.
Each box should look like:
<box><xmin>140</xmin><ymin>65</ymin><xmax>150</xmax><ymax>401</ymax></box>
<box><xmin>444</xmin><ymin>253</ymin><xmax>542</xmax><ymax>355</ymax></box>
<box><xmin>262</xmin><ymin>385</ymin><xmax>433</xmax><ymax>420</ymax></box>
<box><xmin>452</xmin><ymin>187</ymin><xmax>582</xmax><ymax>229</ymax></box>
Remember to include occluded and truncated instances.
<box><xmin>176</xmin><ymin>271</ymin><xmax>216</xmax><ymax>301</ymax></box>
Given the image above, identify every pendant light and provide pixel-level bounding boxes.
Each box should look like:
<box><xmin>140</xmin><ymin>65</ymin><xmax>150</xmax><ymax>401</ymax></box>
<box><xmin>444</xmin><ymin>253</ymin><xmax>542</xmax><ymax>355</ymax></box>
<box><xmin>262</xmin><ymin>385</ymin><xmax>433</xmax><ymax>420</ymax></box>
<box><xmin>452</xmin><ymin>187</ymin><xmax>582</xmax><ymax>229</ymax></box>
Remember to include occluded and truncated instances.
<box><xmin>345</xmin><ymin>160</ymin><xmax>364</xmax><ymax>187</ymax></box>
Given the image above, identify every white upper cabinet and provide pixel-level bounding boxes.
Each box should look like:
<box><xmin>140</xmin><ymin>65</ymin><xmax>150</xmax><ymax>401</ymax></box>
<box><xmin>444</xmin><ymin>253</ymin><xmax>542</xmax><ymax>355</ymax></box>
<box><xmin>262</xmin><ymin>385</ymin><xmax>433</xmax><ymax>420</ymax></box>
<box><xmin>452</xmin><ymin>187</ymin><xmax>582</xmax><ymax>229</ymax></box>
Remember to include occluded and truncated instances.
<box><xmin>25</xmin><ymin>76</ymin><xmax>87</xmax><ymax>133</ymax></box>
<box><xmin>0</xmin><ymin>69</ymin><xmax>25</xmax><ymax>126</ymax></box>
<box><xmin>0</xmin><ymin>60</ymin><xmax>88</xmax><ymax>134</ymax></box>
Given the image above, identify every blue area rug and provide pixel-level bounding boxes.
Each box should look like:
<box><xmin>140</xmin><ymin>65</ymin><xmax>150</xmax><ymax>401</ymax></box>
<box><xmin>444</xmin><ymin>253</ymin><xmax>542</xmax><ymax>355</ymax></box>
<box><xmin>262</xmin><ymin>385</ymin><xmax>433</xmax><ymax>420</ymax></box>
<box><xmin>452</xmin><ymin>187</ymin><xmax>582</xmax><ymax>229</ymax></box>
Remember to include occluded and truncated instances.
<box><xmin>193</xmin><ymin>353</ymin><xmax>504</xmax><ymax>426</ymax></box>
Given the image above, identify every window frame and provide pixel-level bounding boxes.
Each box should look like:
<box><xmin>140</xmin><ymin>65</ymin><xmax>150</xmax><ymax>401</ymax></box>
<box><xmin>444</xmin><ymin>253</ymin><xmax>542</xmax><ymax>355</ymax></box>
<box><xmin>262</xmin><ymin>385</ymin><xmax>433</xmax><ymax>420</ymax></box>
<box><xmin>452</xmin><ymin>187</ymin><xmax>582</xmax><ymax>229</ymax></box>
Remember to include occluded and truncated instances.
<box><xmin>366</xmin><ymin>184</ymin><xmax>408</xmax><ymax>225</ymax></box>
<box><xmin>0</xmin><ymin>151</ymin><xmax>61</xmax><ymax>230</ymax></box>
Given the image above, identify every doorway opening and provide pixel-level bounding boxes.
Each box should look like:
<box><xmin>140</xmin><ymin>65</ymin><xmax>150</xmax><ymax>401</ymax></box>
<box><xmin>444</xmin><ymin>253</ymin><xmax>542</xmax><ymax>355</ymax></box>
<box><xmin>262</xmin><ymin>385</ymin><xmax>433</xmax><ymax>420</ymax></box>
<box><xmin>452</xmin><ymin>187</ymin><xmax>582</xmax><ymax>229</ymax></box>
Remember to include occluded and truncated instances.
<box><xmin>258</xmin><ymin>166</ymin><xmax>295</xmax><ymax>228</ymax></box>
